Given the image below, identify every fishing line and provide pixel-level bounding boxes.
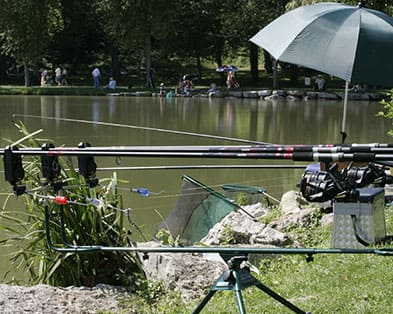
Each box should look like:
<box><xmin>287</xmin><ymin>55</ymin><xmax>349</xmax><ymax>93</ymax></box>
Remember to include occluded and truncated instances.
<box><xmin>95</xmin><ymin>164</ymin><xmax>307</xmax><ymax>171</ymax></box>
<box><xmin>12</xmin><ymin>114</ymin><xmax>271</xmax><ymax>145</ymax></box>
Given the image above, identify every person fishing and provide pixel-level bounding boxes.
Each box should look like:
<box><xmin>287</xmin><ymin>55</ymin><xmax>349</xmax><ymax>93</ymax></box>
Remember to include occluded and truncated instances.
<box><xmin>226</xmin><ymin>70</ymin><xmax>239</xmax><ymax>89</ymax></box>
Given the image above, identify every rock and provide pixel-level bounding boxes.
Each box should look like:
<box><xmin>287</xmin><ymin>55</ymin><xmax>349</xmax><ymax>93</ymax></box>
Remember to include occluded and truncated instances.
<box><xmin>320</xmin><ymin>212</ymin><xmax>334</xmax><ymax>227</ymax></box>
<box><xmin>250</xmin><ymin>226</ymin><xmax>291</xmax><ymax>246</ymax></box>
<box><xmin>201</xmin><ymin>210</ymin><xmax>267</xmax><ymax>245</ymax></box>
<box><xmin>287</xmin><ymin>90</ymin><xmax>305</xmax><ymax>98</ymax></box>
<box><xmin>258</xmin><ymin>90</ymin><xmax>272</xmax><ymax>98</ymax></box>
<box><xmin>280</xmin><ymin>190</ymin><xmax>307</xmax><ymax>214</ymax></box>
<box><xmin>137</xmin><ymin>242</ymin><xmax>225</xmax><ymax>300</ymax></box>
<box><xmin>337</xmin><ymin>92</ymin><xmax>370</xmax><ymax>101</ymax></box>
<box><xmin>287</xmin><ymin>95</ymin><xmax>299</xmax><ymax>101</ymax></box>
<box><xmin>318</xmin><ymin>92</ymin><xmax>339</xmax><ymax>100</ymax></box>
<box><xmin>0</xmin><ymin>284</ymin><xmax>130</xmax><ymax>314</ymax></box>
<box><xmin>135</xmin><ymin>91</ymin><xmax>152</xmax><ymax>96</ymax></box>
<box><xmin>208</xmin><ymin>91</ymin><xmax>224</xmax><ymax>98</ymax></box>
<box><xmin>120</xmin><ymin>92</ymin><xmax>136</xmax><ymax>96</ymax></box>
<box><xmin>242</xmin><ymin>91</ymin><xmax>259</xmax><ymax>98</ymax></box>
<box><xmin>305</xmin><ymin>92</ymin><xmax>318</xmax><ymax>99</ymax></box>
<box><xmin>269</xmin><ymin>207</ymin><xmax>315</xmax><ymax>232</ymax></box>
<box><xmin>201</xmin><ymin>203</ymin><xmax>294</xmax><ymax>247</ymax></box>
<box><xmin>267</xmin><ymin>190</ymin><xmax>319</xmax><ymax>231</ymax></box>
<box><xmin>228</xmin><ymin>91</ymin><xmax>243</xmax><ymax>98</ymax></box>
<box><xmin>273</xmin><ymin>90</ymin><xmax>287</xmax><ymax>97</ymax></box>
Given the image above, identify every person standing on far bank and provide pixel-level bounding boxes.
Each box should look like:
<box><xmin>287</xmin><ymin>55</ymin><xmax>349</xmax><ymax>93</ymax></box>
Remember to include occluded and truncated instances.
<box><xmin>92</xmin><ymin>67</ymin><xmax>100</xmax><ymax>88</ymax></box>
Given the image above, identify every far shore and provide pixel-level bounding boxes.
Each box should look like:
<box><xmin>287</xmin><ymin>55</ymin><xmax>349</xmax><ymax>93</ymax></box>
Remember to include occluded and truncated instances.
<box><xmin>0</xmin><ymin>85</ymin><xmax>389</xmax><ymax>101</ymax></box>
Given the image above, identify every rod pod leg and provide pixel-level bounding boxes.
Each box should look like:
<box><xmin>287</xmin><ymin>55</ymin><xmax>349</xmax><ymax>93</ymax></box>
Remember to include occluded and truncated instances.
<box><xmin>192</xmin><ymin>254</ymin><xmax>309</xmax><ymax>314</ymax></box>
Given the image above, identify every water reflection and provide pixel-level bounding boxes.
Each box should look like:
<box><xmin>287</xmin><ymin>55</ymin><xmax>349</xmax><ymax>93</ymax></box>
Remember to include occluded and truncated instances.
<box><xmin>3</xmin><ymin>95</ymin><xmax>390</xmax><ymax>146</ymax></box>
<box><xmin>0</xmin><ymin>94</ymin><xmax>391</xmax><ymax>281</ymax></box>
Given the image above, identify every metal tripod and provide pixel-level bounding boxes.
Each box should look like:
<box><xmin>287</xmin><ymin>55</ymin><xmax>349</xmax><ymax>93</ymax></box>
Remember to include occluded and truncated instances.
<box><xmin>192</xmin><ymin>255</ymin><xmax>309</xmax><ymax>314</ymax></box>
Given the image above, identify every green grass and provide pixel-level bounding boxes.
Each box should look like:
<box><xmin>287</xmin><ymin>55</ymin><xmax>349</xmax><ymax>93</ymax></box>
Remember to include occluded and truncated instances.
<box><xmin>116</xmin><ymin>206</ymin><xmax>393</xmax><ymax>313</ymax></box>
<box><xmin>0</xmin><ymin>85</ymin><xmax>132</xmax><ymax>96</ymax></box>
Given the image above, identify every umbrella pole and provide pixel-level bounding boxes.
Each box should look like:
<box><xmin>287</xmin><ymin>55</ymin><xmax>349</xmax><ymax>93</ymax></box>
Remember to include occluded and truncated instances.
<box><xmin>341</xmin><ymin>81</ymin><xmax>349</xmax><ymax>143</ymax></box>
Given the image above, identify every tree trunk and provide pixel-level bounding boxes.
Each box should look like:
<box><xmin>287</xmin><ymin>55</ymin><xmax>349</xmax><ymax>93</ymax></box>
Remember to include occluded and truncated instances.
<box><xmin>111</xmin><ymin>47</ymin><xmax>120</xmax><ymax>81</ymax></box>
<box><xmin>215</xmin><ymin>41</ymin><xmax>224</xmax><ymax>82</ymax></box>
<box><xmin>289</xmin><ymin>64</ymin><xmax>298</xmax><ymax>85</ymax></box>
<box><xmin>264</xmin><ymin>50</ymin><xmax>273</xmax><ymax>74</ymax></box>
<box><xmin>145</xmin><ymin>35</ymin><xmax>154</xmax><ymax>88</ymax></box>
<box><xmin>196</xmin><ymin>55</ymin><xmax>202</xmax><ymax>79</ymax></box>
<box><xmin>0</xmin><ymin>55</ymin><xmax>7</xmax><ymax>84</ymax></box>
<box><xmin>249</xmin><ymin>43</ymin><xmax>258</xmax><ymax>83</ymax></box>
<box><xmin>23</xmin><ymin>62</ymin><xmax>30</xmax><ymax>87</ymax></box>
<box><xmin>272</xmin><ymin>59</ymin><xmax>278</xmax><ymax>89</ymax></box>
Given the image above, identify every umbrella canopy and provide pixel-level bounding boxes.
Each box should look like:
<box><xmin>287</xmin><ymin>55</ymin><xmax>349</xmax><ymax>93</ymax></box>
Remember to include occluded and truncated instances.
<box><xmin>250</xmin><ymin>2</ymin><xmax>393</xmax><ymax>87</ymax></box>
<box><xmin>216</xmin><ymin>65</ymin><xmax>238</xmax><ymax>72</ymax></box>
<box><xmin>250</xmin><ymin>2</ymin><xmax>393</xmax><ymax>142</ymax></box>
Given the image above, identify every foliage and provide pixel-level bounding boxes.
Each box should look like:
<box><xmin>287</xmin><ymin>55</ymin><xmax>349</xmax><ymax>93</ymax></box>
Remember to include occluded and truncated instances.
<box><xmin>285</xmin><ymin>0</ymin><xmax>393</xmax><ymax>13</ymax></box>
<box><xmin>259</xmin><ymin>206</ymin><xmax>281</xmax><ymax>225</ymax></box>
<box><xmin>155</xmin><ymin>228</ymin><xmax>182</xmax><ymax>247</ymax></box>
<box><xmin>0</xmin><ymin>122</ymin><xmax>145</xmax><ymax>288</ymax></box>
<box><xmin>220</xmin><ymin>224</ymin><xmax>236</xmax><ymax>244</ymax></box>
<box><xmin>1</xmin><ymin>0</ymin><xmax>393</xmax><ymax>86</ymax></box>
<box><xmin>0</xmin><ymin>0</ymin><xmax>64</xmax><ymax>85</ymax></box>
<box><xmin>377</xmin><ymin>89</ymin><xmax>393</xmax><ymax>137</ymax></box>
<box><xmin>286</xmin><ymin>207</ymin><xmax>331</xmax><ymax>247</ymax></box>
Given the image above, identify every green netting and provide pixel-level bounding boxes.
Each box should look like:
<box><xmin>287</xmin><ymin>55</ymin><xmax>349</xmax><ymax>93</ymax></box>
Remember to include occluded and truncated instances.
<box><xmin>221</xmin><ymin>184</ymin><xmax>266</xmax><ymax>205</ymax></box>
<box><xmin>156</xmin><ymin>175</ymin><xmax>240</xmax><ymax>243</ymax></box>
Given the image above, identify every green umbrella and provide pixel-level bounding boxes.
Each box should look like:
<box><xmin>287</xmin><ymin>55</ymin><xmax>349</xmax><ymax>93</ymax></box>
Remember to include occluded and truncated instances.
<box><xmin>250</xmin><ymin>2</ymin><xmax>393</xmax><ymax>142</ymax></box>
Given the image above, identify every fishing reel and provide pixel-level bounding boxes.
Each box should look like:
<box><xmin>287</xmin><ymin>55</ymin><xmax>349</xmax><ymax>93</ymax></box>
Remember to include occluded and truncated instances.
<box><xmin>299</xmin><ymin>162</ymin><xmax>393</xmax><ymax>203</ymax></box>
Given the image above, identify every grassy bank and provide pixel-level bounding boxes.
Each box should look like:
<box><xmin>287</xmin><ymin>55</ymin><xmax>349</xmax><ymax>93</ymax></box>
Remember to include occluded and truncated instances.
<box><xmin>117</xmin><ymin>206</ymin><xmax>393</xmax><ymax>313</ymax></box>
<box><xmin>0</xmin><ymin>85</ymin><xmax>132</xmax><ymax>96</ymax></box>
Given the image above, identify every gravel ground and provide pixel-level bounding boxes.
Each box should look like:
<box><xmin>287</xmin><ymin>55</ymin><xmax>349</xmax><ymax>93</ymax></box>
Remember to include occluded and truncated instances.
<box><xmin>0</xmin><ymin>284</ymin><xmax>131</xmax><ymax>314</ymax></box>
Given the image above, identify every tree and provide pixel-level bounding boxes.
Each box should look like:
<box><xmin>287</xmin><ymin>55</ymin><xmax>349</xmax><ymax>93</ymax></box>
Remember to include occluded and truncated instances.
<box><xmin>230</xmin><ymin>0</ymin><xmax>288</xmax><ymax>82</ymax></box>
<box><xmin>51</xmin><ymin>1</ymin><xmax>104</xmax><ymax>73</ymax></box>
<box><xmin>93</xmin><ymin>0</ymin><xmax>175</xmax><ymax>88</ymax></box>
<box><xmin>286</xmin><ymin>0</ymin><xmax>393</xmax><ymax>13</ymax></box>
<box><xmin>0</xmin><ymin>0</ymin><xmax>63</xmax><ymax>86</ymax></box>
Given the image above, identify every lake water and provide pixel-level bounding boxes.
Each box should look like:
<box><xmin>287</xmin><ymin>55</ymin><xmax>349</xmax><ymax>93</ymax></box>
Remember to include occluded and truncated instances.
<box><xmin>0</xmin><ymin>94</ymin><xmax>391</xmax><ymax>281</ymax></box>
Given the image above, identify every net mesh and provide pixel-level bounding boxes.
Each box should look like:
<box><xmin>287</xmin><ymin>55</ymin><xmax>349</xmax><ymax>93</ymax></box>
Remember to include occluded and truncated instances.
<box><xmin>156</xmin><ymin>175</ymin><xmax>239</xmax><ymax>243</ymax></box>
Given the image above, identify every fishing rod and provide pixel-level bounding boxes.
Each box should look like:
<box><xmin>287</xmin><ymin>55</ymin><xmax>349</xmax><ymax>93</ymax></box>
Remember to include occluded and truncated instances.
<box><xmin>7</xmin><ymin>142</ymin><xmax>393</xmax><ymax>155</ymax></box>
<box><xmin>3</xmin><ymin>145</ymin><xmax>393</xmax><ymax>162</ymax></box>
<box><xmin>13</xmin><ymin>114</ymin><xmax>270</xmax><ymax>145</ymax></box>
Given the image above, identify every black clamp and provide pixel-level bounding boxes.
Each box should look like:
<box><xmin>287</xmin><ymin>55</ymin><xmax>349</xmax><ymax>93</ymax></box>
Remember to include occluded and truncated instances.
<box><xmin>41</xmin><ymin>143</ymin><xmax>63</xmax><ymax>192</ymax></box>
<box><xmin>3</xmin><ymin>145</ymin><xmax>26</xmax><ymax>195</ymax></box>
<box><xmin>77</xmin><ymin>142</ymin><xmax>98</xmax><ymax>188</ymax></box>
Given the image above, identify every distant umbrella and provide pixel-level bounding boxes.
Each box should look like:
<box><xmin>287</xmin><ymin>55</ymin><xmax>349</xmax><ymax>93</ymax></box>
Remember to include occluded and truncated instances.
<box><xmin>216</xmin><ymin>65</ymin><xmax>238</xmax><ymax>72</ymax></box>
<box><xmin>182</xmin><ymin>74</ymin><xmax>199</xmax><ymax>81</ymax></box>
<box><xmin>250</xmin><ymin>2</ymin><xmax>393</xmax><ymax>143</ymax></box>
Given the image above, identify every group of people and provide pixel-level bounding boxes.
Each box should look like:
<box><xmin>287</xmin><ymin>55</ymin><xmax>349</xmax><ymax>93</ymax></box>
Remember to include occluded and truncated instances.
<box><xmin>176</xmin><ymin>77</ymin><xmax>196</xmax><ymax>95</ymax></box>
<box><xmin>40</xmin><ymin>66</ymin><xmax>68</xmax><ymax>86</ymax></box>
<box><xmin>91</xmin><ymin>67</ymin><xmax>117</xmax><ymax>89</ymax></box>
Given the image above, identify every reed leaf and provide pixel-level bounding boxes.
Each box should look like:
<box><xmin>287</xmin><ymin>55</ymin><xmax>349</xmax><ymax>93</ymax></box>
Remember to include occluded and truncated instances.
<box><xmin>0</xmin><ymin>122</ymin><xmax>145</xmax><ymax>288</ymax></box>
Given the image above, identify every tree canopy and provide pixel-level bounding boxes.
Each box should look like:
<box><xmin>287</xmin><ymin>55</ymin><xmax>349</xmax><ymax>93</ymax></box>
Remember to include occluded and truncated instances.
<box><xmin>0</xmin><ymin>0</ymin><xmax>392</xmax><ymax>86</ymax></box>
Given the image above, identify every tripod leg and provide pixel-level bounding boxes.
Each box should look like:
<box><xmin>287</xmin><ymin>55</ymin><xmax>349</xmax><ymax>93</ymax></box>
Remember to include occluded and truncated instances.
<box><xmin>192</xmin><ymin>290</ymin><xmax>217</xmax><ymax>314</ymax></box>
<box><xmin>234</xmin><ymin>289</ymin><xmax>247</xmax><ymax>314</ymax></box>
<box><xmin>254</xmin><ymin>282</ymin><xmax>307</xmax><ymax>314</ymax></box>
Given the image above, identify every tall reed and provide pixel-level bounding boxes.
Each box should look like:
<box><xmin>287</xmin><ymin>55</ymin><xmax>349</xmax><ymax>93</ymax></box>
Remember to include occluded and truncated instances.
<box><xmin>0</xmin><ymin>122</ymin><xmax>145</xmax><ymax>288</ymax></box>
